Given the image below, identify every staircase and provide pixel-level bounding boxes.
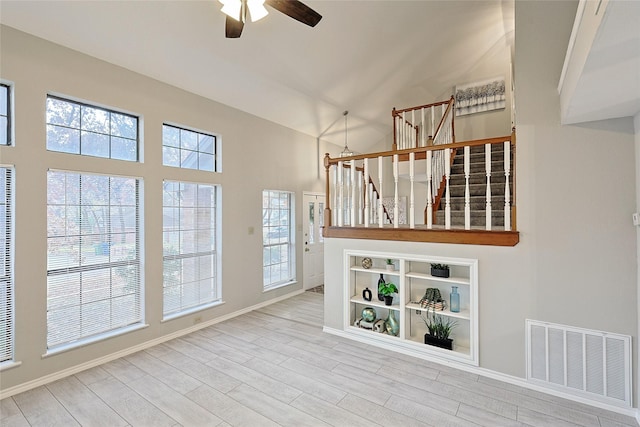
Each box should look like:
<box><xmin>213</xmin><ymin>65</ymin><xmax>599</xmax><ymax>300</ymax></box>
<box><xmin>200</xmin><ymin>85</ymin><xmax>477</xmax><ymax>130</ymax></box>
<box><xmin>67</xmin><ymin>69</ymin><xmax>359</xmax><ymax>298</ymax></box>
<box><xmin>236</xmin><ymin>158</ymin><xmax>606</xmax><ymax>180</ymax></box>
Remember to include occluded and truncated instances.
<box><xmin>435</xmin><ymin>143</ymin><xmax>513</xmax><ymax>228</ymax></box>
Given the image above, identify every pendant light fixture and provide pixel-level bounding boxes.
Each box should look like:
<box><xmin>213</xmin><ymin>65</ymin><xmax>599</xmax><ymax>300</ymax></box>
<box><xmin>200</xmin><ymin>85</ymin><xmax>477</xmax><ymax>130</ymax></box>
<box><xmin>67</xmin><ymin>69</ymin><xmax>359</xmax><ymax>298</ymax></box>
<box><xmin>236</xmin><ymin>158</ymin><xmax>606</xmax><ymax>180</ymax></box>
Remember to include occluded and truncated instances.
<box><xmin>339</xmin><ymin>110</ymin><xmax>354</xmax><ymax>158</ymax></box>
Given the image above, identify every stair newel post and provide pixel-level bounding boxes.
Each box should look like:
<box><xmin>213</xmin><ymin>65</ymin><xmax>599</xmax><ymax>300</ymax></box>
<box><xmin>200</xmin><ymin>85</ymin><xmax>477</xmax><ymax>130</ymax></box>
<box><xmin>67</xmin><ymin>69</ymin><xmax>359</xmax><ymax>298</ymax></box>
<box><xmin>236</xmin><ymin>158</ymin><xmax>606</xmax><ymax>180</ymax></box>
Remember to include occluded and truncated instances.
<box><xmin>337</xmin><ymin>160</ymin><xmax>344</xmax><ymax>227</ymax></box>
<box><xmin>378</xmin><ymin>156</ymin><xmax>384</xmax><ymax>228</ymax></box>
<box><xmin>393</xmin><ymin>154</ymin><xmax>399</xmax><ymax>228</ymax></box>
<box><xmin>409</xmin><ymin>151</ymin><xmax>415</xmax><ymax>228</ymax></box>
<box><xmin>444</xmin><ymin>148</ymin><xmax>451</xmax><ymax>229</ymax></box>
<box><xmin>350</xmin><ymin>159</ymin><xmax>356</xmax><ymax>226</ymax></box>
<box><xmin>426</xmin><ymin>150</ymin><xmax>433</xmax><ymax>229</ymax></box>
<box><xmin>504</xmin><ymin>140</ymin><xmax>511</xmax><ymax>231</ymax></box>
<box><xmin>485</xmin><ymin>143</ymin><xmax>492</xmax><ymax>231</ymax></box>
<box><xmin>323</xmin><ymin>153</ymin><xmax>332</xmax><ymax>229</ymax></box>
<box><xmin>464</xmin><ymin>145</ymin><xmax>471</xmax><ymax>230</ymax></box>
<box><xmin>363</xmin><ymin>158</ymin><xmax>369</xmax><ymax>227</ymax></box>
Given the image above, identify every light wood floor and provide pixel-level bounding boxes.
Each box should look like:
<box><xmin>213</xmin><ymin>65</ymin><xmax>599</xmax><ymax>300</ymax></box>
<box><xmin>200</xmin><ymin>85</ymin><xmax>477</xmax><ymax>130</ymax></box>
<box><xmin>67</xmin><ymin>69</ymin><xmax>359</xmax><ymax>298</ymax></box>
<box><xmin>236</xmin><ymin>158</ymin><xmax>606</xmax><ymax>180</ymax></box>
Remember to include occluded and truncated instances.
<box><xmin>1</xmin><ymin>291</ymin><xmax>637</xmax><ymax>427</ymax></box>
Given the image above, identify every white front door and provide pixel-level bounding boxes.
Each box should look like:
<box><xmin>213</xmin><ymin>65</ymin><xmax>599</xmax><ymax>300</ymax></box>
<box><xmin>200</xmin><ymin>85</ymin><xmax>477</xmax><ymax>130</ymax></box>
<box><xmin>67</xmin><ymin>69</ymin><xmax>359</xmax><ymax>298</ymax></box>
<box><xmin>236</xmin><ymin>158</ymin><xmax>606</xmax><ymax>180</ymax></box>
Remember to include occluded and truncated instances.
<box><xmin>302</xmin><ymin>193</ymin><xmax>325</xmax><ymax>290</ymax></box>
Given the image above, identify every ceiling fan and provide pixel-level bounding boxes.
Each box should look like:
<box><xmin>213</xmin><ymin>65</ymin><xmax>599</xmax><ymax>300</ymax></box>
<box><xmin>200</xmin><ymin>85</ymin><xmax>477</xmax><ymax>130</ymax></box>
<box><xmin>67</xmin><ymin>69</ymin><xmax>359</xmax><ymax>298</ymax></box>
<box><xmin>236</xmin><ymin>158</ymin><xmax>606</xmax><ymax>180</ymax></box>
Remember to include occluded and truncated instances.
<box><xmin>219</xmin><ymin>0</ymin><xmax>322</xmax><ymax>38</ymax></box>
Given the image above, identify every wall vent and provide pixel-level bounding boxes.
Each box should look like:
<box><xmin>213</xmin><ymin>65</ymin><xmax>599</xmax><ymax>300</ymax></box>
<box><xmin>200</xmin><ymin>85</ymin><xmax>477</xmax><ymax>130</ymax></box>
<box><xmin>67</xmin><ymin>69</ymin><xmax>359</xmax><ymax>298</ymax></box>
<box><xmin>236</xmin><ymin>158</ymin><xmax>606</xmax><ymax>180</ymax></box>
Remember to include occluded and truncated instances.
<box><xmin>526</xmin><ymin>319</ymin><xmax>631</xmax><ymax>407</ymax></box>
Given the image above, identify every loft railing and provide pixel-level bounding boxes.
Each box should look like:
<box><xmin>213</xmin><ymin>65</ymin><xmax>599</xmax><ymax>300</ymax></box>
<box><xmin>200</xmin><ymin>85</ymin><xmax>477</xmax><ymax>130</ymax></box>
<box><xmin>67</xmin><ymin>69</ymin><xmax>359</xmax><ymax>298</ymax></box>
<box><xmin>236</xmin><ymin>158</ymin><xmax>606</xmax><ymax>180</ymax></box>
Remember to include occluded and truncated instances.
<box><xmin>392</xmin><ymin>96</ymin><xmax>455</xmax><ymax>150</ymax></box>
<box><xmin>322</xmin><ymin>130</ymin><xmax>519</xmax><ymax>246</ymax></box>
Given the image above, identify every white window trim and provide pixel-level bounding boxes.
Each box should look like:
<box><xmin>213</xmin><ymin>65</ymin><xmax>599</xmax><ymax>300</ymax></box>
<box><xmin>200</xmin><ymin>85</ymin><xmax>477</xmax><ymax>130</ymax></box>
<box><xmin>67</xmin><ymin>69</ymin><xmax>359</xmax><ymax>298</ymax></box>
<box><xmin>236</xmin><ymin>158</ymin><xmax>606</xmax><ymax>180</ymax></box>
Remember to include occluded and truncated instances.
<box><xmin>262</xmin><ymin>190</ymin><xmax>296</xmax><ymax>290</ymax></box>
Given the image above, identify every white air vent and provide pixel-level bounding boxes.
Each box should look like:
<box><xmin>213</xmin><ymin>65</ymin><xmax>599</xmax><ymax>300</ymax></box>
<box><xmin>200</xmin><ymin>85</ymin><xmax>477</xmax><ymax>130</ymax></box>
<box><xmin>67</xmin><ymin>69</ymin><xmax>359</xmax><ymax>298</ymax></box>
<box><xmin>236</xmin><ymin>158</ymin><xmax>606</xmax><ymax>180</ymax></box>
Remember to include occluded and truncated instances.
<box><xmin>526</xmin><ymin>319</ymin><xmax>631</xmax><ymax>407</ymax></box>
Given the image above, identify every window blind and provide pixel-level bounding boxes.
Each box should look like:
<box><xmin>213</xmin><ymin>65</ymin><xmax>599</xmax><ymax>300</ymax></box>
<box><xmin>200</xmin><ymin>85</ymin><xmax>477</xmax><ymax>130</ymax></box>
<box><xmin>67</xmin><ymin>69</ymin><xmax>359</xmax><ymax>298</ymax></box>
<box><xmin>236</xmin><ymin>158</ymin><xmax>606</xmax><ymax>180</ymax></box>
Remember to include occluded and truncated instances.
<box><xmin>262</xmin><ymin>190</ymin><xmax>294</xmax><ymax>288</ymax></box>
<box><xmin>47</xmin><ymin>170</ymin><xmax>142</xmax><ymax>349</ymax></box>
<box><xmin>1</xmin><ymin>167</ymin><xmax>13</xmax><ymax>362</ymax></box>
<box><xmin>162</xmin><ymin>181</ymin><xmax>218</xmax><ymax>317</ymax></box>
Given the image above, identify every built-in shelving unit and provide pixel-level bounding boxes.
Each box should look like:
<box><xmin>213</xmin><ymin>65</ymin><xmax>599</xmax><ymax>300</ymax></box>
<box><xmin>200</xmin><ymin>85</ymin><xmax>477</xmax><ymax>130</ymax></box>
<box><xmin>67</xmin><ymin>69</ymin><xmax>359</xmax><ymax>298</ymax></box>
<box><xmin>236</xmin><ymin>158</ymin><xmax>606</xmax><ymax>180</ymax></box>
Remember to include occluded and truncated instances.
<box><xmin>344</xmin><ymin>250</ymin><xmax>478</xmax><ymax>365</ymax></box>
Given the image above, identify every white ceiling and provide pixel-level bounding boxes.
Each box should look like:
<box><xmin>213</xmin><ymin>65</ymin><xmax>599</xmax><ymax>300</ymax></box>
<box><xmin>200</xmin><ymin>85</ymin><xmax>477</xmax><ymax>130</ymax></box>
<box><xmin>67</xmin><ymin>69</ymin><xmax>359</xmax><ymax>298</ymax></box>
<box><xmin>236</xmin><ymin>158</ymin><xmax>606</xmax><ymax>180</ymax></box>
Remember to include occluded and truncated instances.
<box><xmin>0</xmin><ymin>0</ymin><xmax>514</xmax><ymax>153</ymax></box>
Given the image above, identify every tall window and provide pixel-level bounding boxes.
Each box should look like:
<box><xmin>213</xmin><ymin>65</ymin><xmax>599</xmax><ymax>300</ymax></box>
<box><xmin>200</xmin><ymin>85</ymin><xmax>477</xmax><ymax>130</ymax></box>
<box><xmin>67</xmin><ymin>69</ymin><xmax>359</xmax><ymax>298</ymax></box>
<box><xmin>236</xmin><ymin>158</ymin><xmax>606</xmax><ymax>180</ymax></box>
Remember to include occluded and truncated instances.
<box><xmin>46</xmin><ymin>171</ymin><xmax>142</xmax><ymax>350</ymax></box>
<box><xmin>46</xmin><ymin>96</ymin><xmax>138</xmax><ymax>161</ymax></box>
<box><xmin>0</xmin><ymin>84</ymin><xmax>10</xmax><ymax>146</ymax></box>
<box><xmin>262</xmin><ymin>190</ymin><xmax>295</xmax><ymax>289</ymax></box>
<box><xmin>162</xmin><ymin>124</ymin><xmax>217</xmax><ymax>172</ymax></box>
<box><xmin>163</xmin><ymin>181</ymin><xmax>219</xmax><ymax>317</ymax></box>
<box><xmin>1</xmin><ymin>168</ymin><xmax>13</xmax><ymax>363</ymax></box>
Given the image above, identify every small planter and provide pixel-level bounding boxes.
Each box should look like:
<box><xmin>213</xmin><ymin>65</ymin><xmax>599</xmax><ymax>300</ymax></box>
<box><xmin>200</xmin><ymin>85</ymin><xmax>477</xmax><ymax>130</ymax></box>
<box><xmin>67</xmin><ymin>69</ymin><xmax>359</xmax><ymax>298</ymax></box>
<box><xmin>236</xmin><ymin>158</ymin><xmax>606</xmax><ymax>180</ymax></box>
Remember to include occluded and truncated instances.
<box><xmin>383</xmin><ymin>295</ymin><xmax>394</xmax><ymax>306</ymax></box>
<box><xmin>424</xmin><ymin>334</ymin><xmax>453</xmax><ymax>350</ymax></box>
<box><xmin>430</xmin><ymin>267</ymin><xmax>450</xmax><ymax>278</ymax></box>
<box><xmin>385</xmin><ymin>264</ymin><xmax>395</xmax><ymax>271</ymax></box>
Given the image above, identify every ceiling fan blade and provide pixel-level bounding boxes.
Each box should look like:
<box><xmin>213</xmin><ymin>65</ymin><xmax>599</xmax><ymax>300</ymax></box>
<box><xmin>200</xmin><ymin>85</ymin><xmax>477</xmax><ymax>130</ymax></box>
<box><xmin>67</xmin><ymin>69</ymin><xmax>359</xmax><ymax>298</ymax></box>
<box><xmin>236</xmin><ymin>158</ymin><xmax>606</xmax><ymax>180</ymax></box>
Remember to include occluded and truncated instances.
<box><xmin>265</xmin><ymin>0</ymin><xmax>322</xmax><ymax>27</ymax></box>
<box><xmin>225</xmin><ymin>15</ymin><xmax>244</xmax><ymax>38</ymax></box>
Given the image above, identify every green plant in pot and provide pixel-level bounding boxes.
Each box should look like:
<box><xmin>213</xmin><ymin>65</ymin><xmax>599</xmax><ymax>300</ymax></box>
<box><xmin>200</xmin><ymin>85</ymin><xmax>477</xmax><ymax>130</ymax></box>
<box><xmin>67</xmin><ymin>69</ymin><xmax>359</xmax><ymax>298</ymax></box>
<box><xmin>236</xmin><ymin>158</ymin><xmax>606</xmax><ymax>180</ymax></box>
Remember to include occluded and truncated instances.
<box><xmin>385</xmin><ymin>259</ymin><xmax>395</xmax><ymax>271</ymax></box>
<box><xmin>379</xmin><ymin>282</ymin><xmax>398</xmax><ymax>306</ymax></box>
<box><xmin>430</xmin><ymin>263</ymin><xmax>450</xmax><ymax>278</ymax></box>
<box><xmin>421</xmin><ymin>306</ymin><xmax>457</xmax><ymax>350</ymax></box>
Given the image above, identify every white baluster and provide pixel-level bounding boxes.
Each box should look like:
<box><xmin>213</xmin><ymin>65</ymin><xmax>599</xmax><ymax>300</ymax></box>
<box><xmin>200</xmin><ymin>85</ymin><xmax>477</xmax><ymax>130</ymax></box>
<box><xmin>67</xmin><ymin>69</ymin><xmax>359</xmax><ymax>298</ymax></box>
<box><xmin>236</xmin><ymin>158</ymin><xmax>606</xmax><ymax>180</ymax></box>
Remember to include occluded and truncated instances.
<box><xmin>445</xmin><ymin>148</ymin><xmax>451</xmax><ymax>229</ymax></box>
<box><xmin>464</xmin><ymin>145</ymin><xmax>471</xmax><ymax>230</ymax></box>
<box><xmin>357</xmin><ymin>169</ymin><xmax>363</xmax><ymax>225</ymax></box>
<box><xmin>350</xmin><ymin>159</ymin><xmax>356</xmax><ymax>226</ymax></box>
<box><xmin>363</xmin><ymin>158</ymin><xmax>369</xmax><ymax>227</ymax></box>
<box><xmin>504</xmin><ymin>140</ymin><xmax>511</xmax><ymax>231</ymax></box>
<box><xmin>378</xmin><ymin>156</ymin><xmax>384</xmax><ymax>228</ymax></box>
<box><xmin>431</xmin><ymin>107</ymin><xmax>435</xmax><ymax>140</ymax></box>
<box><xmin>411</xmin><ymin>109</ymin><xmax>416</xmax><ymax>148</ymax></box>
<box><xmin>337</xmin><ymin>161</ymin><xmax>344</xmax><ymax>226</ymax></box>
<box><xmin>332</xmin><ymin>167</ymin><xmax>337</xmax><ymax>225</ymax></box>
<box><xmin>485</xmin><ymin>143</ymin><xmax>492</xmax><ymax>230</ymax></box>
<box><xmin>401</xmin><ymin>111</ymin><xmax>406</xmax><ymax>149</ymax></box>
<box><xmin>426</xmin><ymin>150</ymin><xmax>433</xmax><ymax>229</ymax></box>
<box><xmin>393</xmin><ymin>154</ymin><xmax>399</xmax><ymax>228</ymax></box>
<box><xmin>409</xmin><ymin>152</ymin><xmax>415</xmax><ymax>228</ymax></box>
<box><xmin>421</xmin><ymin>107</ymin><xmax>426</xmax><ymax>146</ymax></box>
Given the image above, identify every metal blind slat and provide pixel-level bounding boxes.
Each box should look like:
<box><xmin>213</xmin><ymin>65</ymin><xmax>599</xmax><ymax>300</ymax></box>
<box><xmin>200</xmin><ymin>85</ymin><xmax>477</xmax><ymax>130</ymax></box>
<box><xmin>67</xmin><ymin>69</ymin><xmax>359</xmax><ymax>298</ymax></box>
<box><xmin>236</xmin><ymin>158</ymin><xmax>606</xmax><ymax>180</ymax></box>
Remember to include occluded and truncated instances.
<box><xmin>0</xmin><ymin>167</ymin><xmax>13</xmax><ymax>362</ymax></box>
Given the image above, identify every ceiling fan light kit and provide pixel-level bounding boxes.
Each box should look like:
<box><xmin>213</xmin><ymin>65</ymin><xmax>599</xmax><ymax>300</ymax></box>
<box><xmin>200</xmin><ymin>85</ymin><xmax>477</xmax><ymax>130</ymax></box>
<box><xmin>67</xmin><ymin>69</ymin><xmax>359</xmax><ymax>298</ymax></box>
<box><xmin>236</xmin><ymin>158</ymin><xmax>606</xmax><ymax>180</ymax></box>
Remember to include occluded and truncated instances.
<box><xmin>220</xmin><ymin>0</ymin><xmax>322</xmax><ymax>38</ymax></box>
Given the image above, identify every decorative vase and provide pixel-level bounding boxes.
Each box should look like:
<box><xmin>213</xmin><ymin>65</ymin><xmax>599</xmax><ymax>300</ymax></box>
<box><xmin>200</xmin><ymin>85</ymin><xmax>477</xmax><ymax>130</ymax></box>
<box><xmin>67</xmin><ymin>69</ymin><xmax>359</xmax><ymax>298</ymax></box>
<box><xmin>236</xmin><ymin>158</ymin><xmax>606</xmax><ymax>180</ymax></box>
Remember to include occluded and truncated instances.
<box><xmin>383</xmin><ymin>295</ymin><xmax>393</xmax><ymax>306</ymax></box>
<box><xmin>431</xmin><ymin>267</ymin><xmax>449</xmax><ymax>278</ymax></box>
<box><xmin>362</xmin><ymin>287</ymin><xmax>372</xmax><ymax>301</ymax></box>
<box><xmin>424</xmin><ymin>334</ymin><xmax>453</xmax><ymax>350</ymax></box>
<box><xmin>377</xmin><ymin>274</ymin><xmax>385</xmax><ymax>301</ymax></box>
<box><xmin>361</xmin><ymin>257</ymin><xmax>372</xmax><ymax>269</ymax></box>
<box><xmin>385</xmin><ymin>311</ymin><xmax>399</xmax><ymax>336</ymax></box>
<box><xmin>450</xmin><ymin>286</ymin><xmax>460</xmax><ymax>313</ymax></box>
<box><xmin>385</xmin><ymin>263</ymin><xmax>394</xmax><ymax>271</ymax></box>
<box><xmin>361</xmin><ymin>307</ymin><xmax>376</xmax><ymax>322</ymax></box>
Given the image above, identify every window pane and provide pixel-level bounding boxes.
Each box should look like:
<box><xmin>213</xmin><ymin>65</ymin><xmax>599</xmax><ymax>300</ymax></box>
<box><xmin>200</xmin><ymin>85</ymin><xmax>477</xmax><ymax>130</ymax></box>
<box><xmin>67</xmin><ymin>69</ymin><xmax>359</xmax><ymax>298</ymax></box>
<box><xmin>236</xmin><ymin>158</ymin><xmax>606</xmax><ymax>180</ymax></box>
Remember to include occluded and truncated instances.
<box><xmin>163</xmin><ymin>181</ymin><xmax>218</xmax><ymax>317</ymax></box>
<box><xmin>46</xmin><ymin>171</ymin><xmax>142</xmax><ymax>350</ymax></box>
<box><xmin>262</xmin><ymin>190</ymin><xmax>295</xmax><ymax>289</ymax></box>
<box><xmin>46</xmin><ymin>96</ymin><xmax>138</xmax><ymax>161</ymax></box>
<box><xmin>162</xmin><ymin>124</ymin><xmax>218</xmax><ymax>172</ymax></box>
<box><xmin>0</xmin><ymin>85</ymin><xmax>7</xmax><ymax>116</ymax></box>
<box><xmin>1</xmin><ymin>168</ymin><xmax>13</xmax><ymax>363</ymax></box>
<box><xmin>0</xmin><ymin>117</ymin><xmax>7</xmax><ymax>146</ymax></box>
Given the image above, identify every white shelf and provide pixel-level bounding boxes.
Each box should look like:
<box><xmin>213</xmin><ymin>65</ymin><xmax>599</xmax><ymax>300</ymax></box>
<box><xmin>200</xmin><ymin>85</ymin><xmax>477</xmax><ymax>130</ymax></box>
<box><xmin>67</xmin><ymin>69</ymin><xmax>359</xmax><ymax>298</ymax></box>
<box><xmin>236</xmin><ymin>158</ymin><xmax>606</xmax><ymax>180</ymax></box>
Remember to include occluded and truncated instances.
<box><xmin>405</xmin><ymin>271</ymin><xmax>470</xmax><ymax>285</ymax></box>
<box><xmin>350</xmin><ymin>295</ymin><xmax>400</xmax><ymax>311</ymax></box>
<box><xmin>351</xmin><ymin>266</ymin><xmax>400</xmax><ymax>276</ymax></box>
<box><xmin>344</xmin><ymin>250</ymin><xmax>479</xmax><ymax>366</ymax></box>
<box><xmin>405</xmin><ymin>302</ymin><xmax>470</xmax><ymax>320</ymax></box>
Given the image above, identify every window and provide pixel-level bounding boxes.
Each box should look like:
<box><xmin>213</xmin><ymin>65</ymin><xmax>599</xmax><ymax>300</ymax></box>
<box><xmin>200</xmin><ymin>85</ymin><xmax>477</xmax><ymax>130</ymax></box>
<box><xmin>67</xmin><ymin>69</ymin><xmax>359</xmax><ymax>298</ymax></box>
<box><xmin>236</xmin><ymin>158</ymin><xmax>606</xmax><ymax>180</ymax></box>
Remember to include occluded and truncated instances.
<box><xmin>0</xmin><ymin>84</ymin><xmax>10</xmax><ymax>146</ymax></box>
<box><xmin>46</xmin><ymin>171</ymin><xmax>142</xmax><ymax>350</ymax></box>
<box><xmin>162</xmin><ymin>124</ymin><xmax>217</xmax><ymax>172</ymax></box>
<box><xmin>46</xmin><ymin>96</ymin><xmax>138</xmax><ymax>161</ymax></box>
<box><xmin>262</xmin><ymin>190</ymin><xmax>295</xmax><ymax>289</ymax></box>
<box><xmin>1</xmin><ymin>168</ymin><xmax>13</xmax><ymax>363</ymax></box>
<box><xmin>163</xmin><ymin>181</ymin><xmax>219</xmax><ymax>317</ymax></box>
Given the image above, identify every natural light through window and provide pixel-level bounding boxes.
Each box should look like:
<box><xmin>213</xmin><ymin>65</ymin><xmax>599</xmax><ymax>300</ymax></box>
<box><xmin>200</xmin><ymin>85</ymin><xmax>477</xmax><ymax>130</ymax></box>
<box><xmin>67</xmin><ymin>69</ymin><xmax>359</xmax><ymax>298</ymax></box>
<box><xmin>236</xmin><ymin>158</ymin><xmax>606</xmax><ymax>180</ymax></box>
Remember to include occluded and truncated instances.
<box><xmin>162</xmin><ymin>124</ymin><xmax>217</xmax><ymax>172</ymax></box>
<box><xmin>0</xmin><ymin>84</ymin><xmax>10</xmax><ymax>146</ymax></box>
<box><xmin>46</xmin><ymin>171</ymin><xmax>143</xmax><ymax>349</ymax></box>
<box><xmin>162</xmin><ymin>181</ymin><xmax>220</xmax><ymax>318</ymax></box>
<box><xmin>262</xmin><ymin>190</ymin><xmax>295</xmax><ymax>289</ymax></box>
<box><xmin>46</xmin><ymin>96</ymin><xmax>138</xmax><ymax>161</ymax></box>
<box><xmin>0</xmin><ymin>167</ymin><xmax>13</xmax><ymax>363</ymax></box>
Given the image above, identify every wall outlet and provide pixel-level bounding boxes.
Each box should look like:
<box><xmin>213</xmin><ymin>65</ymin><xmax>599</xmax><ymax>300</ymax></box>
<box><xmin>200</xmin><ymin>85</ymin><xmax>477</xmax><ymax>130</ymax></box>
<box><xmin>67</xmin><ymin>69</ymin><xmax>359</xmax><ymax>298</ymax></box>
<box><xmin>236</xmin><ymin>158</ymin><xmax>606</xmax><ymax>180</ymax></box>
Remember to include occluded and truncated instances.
<box><xmin>633</xmin><ymin>213</ymin><xmax>640</xmax><ymax>226</ymax></box>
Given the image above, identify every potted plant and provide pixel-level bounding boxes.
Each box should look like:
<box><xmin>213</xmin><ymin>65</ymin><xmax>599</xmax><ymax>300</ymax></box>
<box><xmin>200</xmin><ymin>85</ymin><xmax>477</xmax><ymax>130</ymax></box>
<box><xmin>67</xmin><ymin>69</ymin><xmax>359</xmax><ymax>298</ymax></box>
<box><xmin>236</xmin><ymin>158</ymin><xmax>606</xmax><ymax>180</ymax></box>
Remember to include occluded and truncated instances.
<box><xmin>421</xmin><ymin>306</ymin><xmax>457</xmax><ymax>350</ymax></box>
<box><xmin>385</xmin><ymin>259</ymin><xmax>395</xmax><ymax>271</ymax></box>
<box><xmin>430</xmin><ymin>263</ymin><xmax>450</xmax><ymax>278</ymax></box>
<box><xmin>379</xmin><ymin>282</ymin><xmax>398</xmax><ymax>306</ymax></box>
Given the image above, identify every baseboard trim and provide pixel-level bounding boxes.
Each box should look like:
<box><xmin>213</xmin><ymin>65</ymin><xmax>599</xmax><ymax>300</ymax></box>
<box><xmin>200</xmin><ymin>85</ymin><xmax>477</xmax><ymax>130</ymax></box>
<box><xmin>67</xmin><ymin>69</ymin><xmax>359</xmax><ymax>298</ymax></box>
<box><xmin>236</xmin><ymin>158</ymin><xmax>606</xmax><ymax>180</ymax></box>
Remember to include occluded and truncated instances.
<box><xmin>323</xmin><ymin>326</ymin><xmax>638</xmax><ymax>419</ymax></box>
<box><xmin>0</xmin><ymin>289</ymin><xmax>305</xmax><ymax>400</ymax></box>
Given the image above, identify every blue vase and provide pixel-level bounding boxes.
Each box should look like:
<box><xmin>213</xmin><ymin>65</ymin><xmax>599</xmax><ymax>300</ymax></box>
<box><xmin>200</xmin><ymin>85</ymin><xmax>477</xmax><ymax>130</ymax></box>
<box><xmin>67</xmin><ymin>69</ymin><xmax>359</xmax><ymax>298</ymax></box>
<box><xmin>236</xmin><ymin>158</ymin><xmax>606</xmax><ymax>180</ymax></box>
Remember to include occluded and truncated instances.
<box><xmin>450</xmin><ymin>286</ymin><xmax>460</xmax><ymax>313</ymax></box>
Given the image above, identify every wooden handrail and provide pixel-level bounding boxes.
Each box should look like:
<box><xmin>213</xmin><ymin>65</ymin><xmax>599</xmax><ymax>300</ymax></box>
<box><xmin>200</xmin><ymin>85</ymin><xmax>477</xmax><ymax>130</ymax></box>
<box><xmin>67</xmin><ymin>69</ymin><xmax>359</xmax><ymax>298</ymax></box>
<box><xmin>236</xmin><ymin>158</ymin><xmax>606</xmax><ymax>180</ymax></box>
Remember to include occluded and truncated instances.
<box><xmin>392</xmin><ymin>99</ymin><xmax>452</xmax><ymax>115</ymax></box>
<box><xmin>432</xmin><ymin>96</ymin><xmax>455</xmax><ymax>143</ymax></box>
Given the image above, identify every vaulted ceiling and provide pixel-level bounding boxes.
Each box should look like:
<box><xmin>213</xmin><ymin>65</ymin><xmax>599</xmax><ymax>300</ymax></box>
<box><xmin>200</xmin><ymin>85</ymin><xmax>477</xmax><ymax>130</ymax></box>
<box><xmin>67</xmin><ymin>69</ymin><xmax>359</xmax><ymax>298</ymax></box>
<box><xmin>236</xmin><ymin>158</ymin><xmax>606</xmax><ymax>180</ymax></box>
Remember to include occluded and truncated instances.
<box><xmin>0</xmin><ymin>0</ymin><xmax>514</xmax><ymax>153</ymax></box>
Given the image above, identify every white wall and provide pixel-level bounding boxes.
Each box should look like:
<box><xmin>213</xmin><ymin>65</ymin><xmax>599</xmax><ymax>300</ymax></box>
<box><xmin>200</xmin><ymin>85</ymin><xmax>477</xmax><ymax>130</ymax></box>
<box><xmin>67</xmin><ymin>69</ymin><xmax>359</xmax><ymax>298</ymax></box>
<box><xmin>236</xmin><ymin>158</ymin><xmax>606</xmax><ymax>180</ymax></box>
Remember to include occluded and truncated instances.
<box><xmin>325</xmin><ymin>0</ymin><xmax>637</xmax><ymax>388</ymax></box>
<box><xmin>0</xmin><ymin>25</ymin><xmax>339</xmax><ymax>391</ymax></box>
